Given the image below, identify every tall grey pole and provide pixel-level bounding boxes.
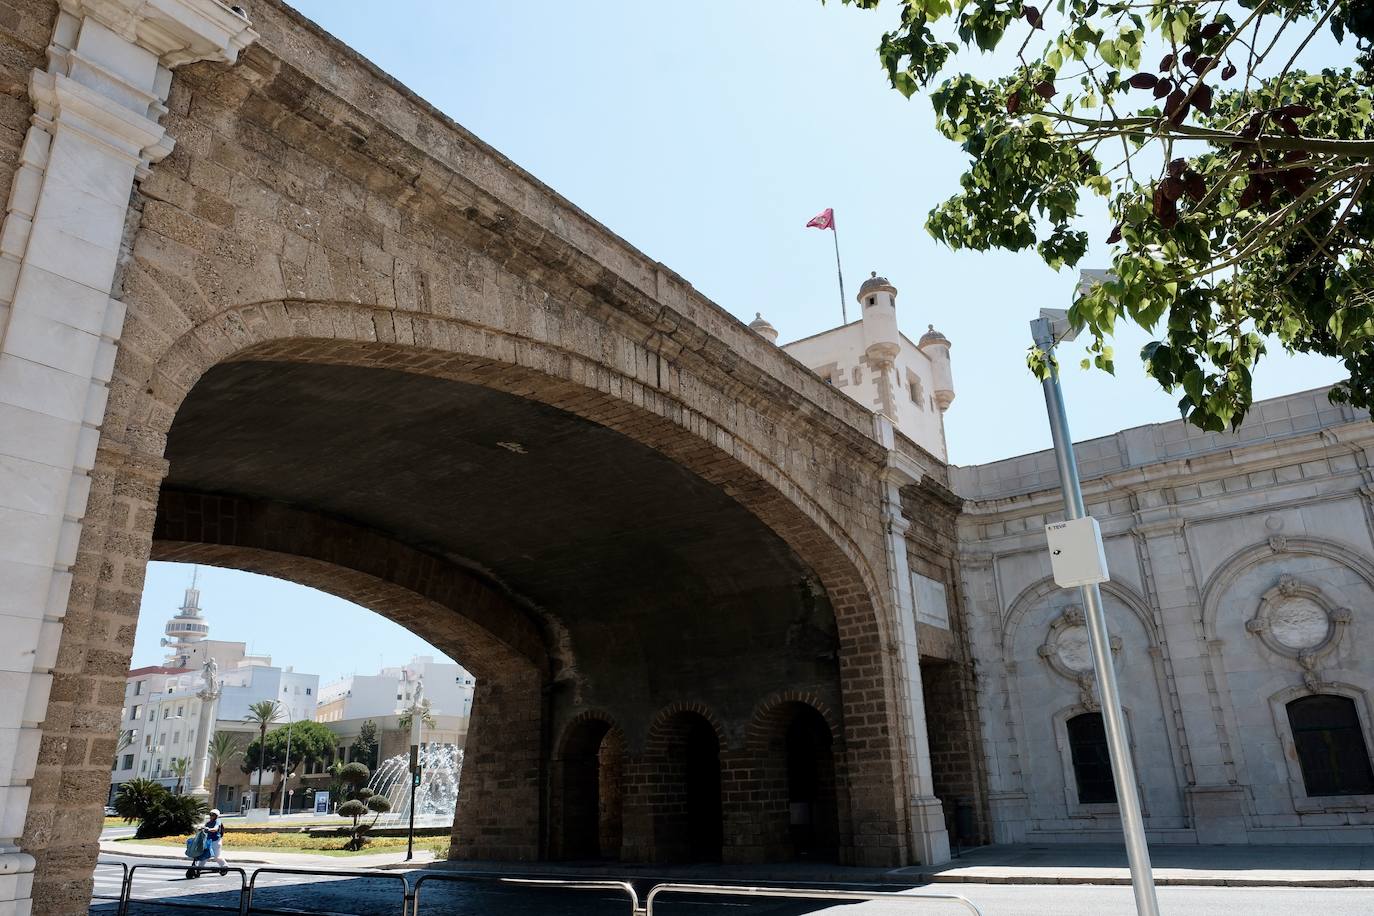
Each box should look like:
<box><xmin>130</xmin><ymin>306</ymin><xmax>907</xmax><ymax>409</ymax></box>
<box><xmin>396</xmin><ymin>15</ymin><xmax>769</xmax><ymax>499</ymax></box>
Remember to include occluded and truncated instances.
<box><xmin>1030</xmin><ymin>316</ymin><xmax>1161</xmax><ymax>916</ymax></box>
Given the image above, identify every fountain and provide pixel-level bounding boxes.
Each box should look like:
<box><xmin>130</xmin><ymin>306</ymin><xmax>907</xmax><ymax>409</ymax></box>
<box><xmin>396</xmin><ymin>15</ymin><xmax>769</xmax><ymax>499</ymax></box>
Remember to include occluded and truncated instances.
<box><xmin>366</xmin><ymin>744</ymin><xmax>464</xmax><ymax>827</ymax></box>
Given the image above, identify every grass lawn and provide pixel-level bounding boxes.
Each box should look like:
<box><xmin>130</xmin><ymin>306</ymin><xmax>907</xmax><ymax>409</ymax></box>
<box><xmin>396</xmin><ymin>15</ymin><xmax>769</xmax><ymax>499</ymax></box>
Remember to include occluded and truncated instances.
<box><xmin>103</xmin><ymin>816</ymin><xmax>132</xmax><ymax>829</ymax></box>
<box><xmin>114</xmin><ymin>831</ymin><xmax>450</xmax><ymax>857</ymax></box>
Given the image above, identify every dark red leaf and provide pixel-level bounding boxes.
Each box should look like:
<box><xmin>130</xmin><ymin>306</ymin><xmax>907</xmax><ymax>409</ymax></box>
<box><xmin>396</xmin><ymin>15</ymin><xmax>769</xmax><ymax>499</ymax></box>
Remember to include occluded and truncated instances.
<box><xmin>1279</xmin><ymin>168</ymin><xmax>1316</xmax><ymax>197</ymax></box>
<box><xmin>1107</xmin><ymin>224</ymin><xmax>1122</xmax><ymax>244</ymax></box>
<box><xmin>1277</xmin><ymin>104</ymin><xmax>1314</xmax><ymax>118</ymax></box>
<box><xmin>1181</xmin><ymin>49</ymin><xmax>1197</xmax><ymax>68</ymax></box>
<box><xmin>1165</xmin><ymin>88</ymin><xmax>1189</xmax><ymax>124</ymax></box>
<box><xmin>1256</xmin><ymin>177</ymin><xmax>1274</xmax><ymax>207</ymax></box>
<box><xmin>1153</xmin><ymin>77</ymin><xmax>1173</xmax><ymax>99</ymax></box>
<box><xmin>1238</xmin><ymin>180</ymin><xmax>1259</xmax><ymax>209</ymax></box>
<box><xmin>1034</xmin><ymin>80</ymin><xmax>1055</xmax><ymax>100</ymax></box>
<box><xmin>1201</xmin><ymin>22</ymin><xmax>1225</xmax><ymax>40</ymax></box>
<box><xmin>1022</xmin><ymin>5</ymin><xmax>1043</xmax><ymax>28</ymax></box>
<box><xmin>1283</xmin><ymin>150</ymin><xmax>1310</xmax><ymax>162</ymax></box>
<box><xmin>1167</xmin><ymin>157</ymin><xmax>1187</xmax><ymax>178</ymax></box>
<box><xmin>1191</xmin><ymin>56</ymin><xmax>1213</xmax><ymax>74</ymax></box>
<box><xmin>1221</xmin><ymin>60</ymin><xmax>1237</xmax><ymax>80</ymax></box>
<box><xmin>1160</xmin><ymin>53</ymin><xmax>1175</xmax><ymax>71</ymax></box>
<box><xmin>1183</xmin><ymin>171</ymin><xmax>1206</xmax><ymax>202</ymax></box>
<box><xmin>1160</xmin><ymin>176</ymin><xmax>1185</xmax><ymax>201</ymax></box>
<box><xmin>1194</xmin><ymin>83</ymin><xmax>1214</xmax><ymax>114</ymax></box>
<box><xmin>1278</xmin><ymin>116</ymin><xmax>1300</xmax><ymax>136</ymax></box>
<box><xmin>1127</xmin><ymin>72</ymin><xmax>1159</xmax><ymax>89</ymax></box>
<box><xmin>1153</xmin><ymin>185</ymin><xmax>1179</xmax><ymax>229</ymax></box>
<box><xmin>1239</xmin><ymin>112</ymin><xmax>1264</xmax><ymax>139</ymax></box>
<box><xmin>1007</xmin><ymin>92</ymin><xmax>1021</xmax><ymax>115</ymax></box>
<box><xmin>1077</xmin><ymin>151</ymin><xmax>1095</xmax><ymax>173</ymax></box>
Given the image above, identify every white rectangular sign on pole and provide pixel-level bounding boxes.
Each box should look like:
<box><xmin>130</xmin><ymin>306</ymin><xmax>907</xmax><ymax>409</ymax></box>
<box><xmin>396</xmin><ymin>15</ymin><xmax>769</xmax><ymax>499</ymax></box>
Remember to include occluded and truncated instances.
<box><xmin>314</xmin><ymin>791</ymin><xmax>329</xmax><ymax>815</ymax></box>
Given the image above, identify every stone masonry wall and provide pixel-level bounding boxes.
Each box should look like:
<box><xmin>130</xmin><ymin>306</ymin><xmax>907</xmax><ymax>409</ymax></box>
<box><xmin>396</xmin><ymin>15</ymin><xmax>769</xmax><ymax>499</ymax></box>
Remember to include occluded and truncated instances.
<box><xmin>8</xmin><ymin>0</ymin><xmax>942</xmax><ymax>907</ymax></box>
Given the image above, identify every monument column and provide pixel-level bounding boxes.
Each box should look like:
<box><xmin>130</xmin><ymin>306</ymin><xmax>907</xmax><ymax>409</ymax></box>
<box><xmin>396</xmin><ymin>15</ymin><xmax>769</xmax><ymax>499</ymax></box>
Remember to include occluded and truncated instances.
<box><xmin>0</xmin><ymin>2</ymin><xmax>254</xmax><ymax>911</ymax></box>
<box><xmin>189</xmin><ymin>659</ymin><xmax>221</xmax><ymax>801</ymax></box>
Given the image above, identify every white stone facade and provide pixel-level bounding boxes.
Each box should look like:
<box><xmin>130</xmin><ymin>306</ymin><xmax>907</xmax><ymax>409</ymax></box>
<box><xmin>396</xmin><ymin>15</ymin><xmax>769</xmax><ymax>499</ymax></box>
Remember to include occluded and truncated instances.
<box><xmin>316</xmin><ymin>656</ymin><xmax>476</xmax><ymax>723</ymax></box>
<box><xmin>767</xmin><ymin>273</ymin><xmax>955</xmax><ymax>460</ymax></box>
<box><xmin>954</xmin><ymin>386</ymin><xmax>1374</xmax><ymax>845</ymax></box>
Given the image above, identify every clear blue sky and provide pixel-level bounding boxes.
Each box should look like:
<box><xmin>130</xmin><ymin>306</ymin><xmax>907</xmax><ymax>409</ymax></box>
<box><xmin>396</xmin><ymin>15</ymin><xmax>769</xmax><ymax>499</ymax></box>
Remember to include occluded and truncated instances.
<box><xmin>131</xmin><ymin>0</ymin><xmax>1345</xmax><ymax>678</ymax></box>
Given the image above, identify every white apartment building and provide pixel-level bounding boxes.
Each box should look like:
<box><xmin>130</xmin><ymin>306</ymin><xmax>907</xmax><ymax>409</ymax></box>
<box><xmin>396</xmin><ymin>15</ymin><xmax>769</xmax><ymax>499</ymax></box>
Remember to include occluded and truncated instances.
<box><xmin>110</xmin><ymin>583</ymin><xmax>319</xmax><ymax>797</ymax></box>
<box><xmin>316</xmin><ymin>655</ymin><xmax>475</xmax><ymax>722</ymax></box>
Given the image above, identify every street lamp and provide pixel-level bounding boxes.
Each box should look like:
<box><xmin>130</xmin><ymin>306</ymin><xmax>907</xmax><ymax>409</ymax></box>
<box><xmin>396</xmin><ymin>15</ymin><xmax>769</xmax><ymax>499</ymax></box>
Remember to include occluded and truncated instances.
<box><xmin>406</xmin><ymin>676</ymin><xmax>425</xmax><ymax>862</ymax></box>
<box><xmin>1030</xmin><ymin>270</ymin><xmax>1160</xmax><ymax>916</ymax></box>
<box><xmin>278</xmin><ymin>708</ymin><xmax>295</xmax><ymax>817</ymax></box>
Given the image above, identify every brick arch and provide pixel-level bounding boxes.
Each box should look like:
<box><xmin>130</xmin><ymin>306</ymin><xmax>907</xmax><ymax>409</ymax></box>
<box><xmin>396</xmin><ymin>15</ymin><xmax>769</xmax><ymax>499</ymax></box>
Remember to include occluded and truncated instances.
<box><xmin>622</xmin><ymin>703</ymin><xmax>728</xmax><ymax>863</ymax></box>
<box><xmin>736</xmin><ymin>694</ymin><xmax>850</xmax><ymax>863</ymax></box>
<box><xmin>95</xmin><ymin>298</ymin><xmax>914</xmax><ymax>863</ymax></box>
<box><xmin>550</xmin><ymin>710</ymin><xmax>626</xmax><ymax>860</ymax></box>
<box><xmin>746</xmin><ymin>690</ymin><xmax>845</xmax><ymax>748</ymax></box>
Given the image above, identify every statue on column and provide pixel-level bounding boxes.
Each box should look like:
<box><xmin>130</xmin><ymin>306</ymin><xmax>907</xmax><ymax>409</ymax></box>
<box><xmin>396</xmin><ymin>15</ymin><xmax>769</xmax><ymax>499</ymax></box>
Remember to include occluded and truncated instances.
<box><xmin>188</xmin><ymin>657</ymin><xmax>223</xmax><ymax>799</ymax></box>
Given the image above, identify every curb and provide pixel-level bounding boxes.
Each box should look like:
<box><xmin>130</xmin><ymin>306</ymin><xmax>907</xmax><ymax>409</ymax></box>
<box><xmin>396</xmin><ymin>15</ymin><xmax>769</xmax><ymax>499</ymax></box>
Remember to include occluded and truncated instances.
<box><xmin>896</xmin><ymin>871</ymin><xmax>1374</xmax><ymax>889</ymax></box>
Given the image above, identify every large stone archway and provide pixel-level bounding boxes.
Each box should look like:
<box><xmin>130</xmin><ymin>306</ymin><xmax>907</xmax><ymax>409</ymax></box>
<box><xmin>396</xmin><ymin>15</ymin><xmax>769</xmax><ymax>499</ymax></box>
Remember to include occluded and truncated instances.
<box><xmin>0</xmin><ymin>2</ymin><xmax>952</xmax><ymax>911</ymax></box>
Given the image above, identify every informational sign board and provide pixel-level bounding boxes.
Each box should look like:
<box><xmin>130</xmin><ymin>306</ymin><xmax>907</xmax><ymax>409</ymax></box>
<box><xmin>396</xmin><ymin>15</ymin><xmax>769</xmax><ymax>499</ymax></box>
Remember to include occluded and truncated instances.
<box><xmin>314</xmin><ymin>791</ymin><xmax>329</xmax><ymax>815</ymax></box>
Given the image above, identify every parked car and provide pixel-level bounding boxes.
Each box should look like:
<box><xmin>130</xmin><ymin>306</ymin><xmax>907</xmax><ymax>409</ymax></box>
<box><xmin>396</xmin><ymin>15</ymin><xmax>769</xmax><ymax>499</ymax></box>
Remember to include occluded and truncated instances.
<box><xmin>103</xmin><ymin>805</ymin><xmax>117</xmax><ymax>817</ymax></box>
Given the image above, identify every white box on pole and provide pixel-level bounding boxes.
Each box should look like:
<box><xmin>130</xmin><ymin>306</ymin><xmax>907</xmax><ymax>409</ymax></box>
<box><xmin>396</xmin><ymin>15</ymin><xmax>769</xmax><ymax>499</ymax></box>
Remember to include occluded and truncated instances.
<box><xmin>1045</xmin><ymin>516</ymin><xmax>1110</xmax><ymax>587</ymax></box>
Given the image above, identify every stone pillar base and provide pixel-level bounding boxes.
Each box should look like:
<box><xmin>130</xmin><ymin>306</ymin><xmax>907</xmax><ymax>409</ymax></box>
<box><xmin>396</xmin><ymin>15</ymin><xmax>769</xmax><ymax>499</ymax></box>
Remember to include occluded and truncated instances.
<box><xmin>909</xmin><ymin>794</ymin><xmax>951</xmax><ymax>865</ymax></box>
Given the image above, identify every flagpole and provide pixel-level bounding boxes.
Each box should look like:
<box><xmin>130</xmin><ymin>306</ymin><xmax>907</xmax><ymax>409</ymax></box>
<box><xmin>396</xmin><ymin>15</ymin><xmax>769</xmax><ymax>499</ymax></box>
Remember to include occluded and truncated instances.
<box><xmin>832</xmin><ymin>217</ymin><xmax>847</xmax><ymax>324</ymax></box>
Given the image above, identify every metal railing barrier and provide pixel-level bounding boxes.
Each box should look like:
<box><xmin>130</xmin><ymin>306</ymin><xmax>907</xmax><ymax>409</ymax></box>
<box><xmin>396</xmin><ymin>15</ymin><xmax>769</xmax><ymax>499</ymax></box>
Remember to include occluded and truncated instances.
<box><xmin>98</xmin><ymin>862</ymin><xmax>985</xmax><ymax>916</ymax></box>
<box><xmin>93</xmin><ymin>860</ymin><xmax>129</xmax><ymax>905</ymax></box>
<box><xmin>119</xmin><ymin>862</ymin><xmax>248</xmax><ymax>916</ymax></box>
<box><xmin>409</xmin><ymin>874</ymin><xmax>642</xmax><ymax>915</ymax></box>
<box><xmin>644</xmin><ymin>882</ymin><xmax>984</xmax><ymax>916</ymax></box>
<box><xmin>244</xmin><ymin>866</ymin><xmax>407</xmax><ymax>915</ymax></box>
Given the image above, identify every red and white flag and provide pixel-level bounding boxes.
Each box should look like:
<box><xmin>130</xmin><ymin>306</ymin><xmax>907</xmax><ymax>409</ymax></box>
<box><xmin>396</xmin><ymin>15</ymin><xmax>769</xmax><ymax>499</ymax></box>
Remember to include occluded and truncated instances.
<box><xmin>806</xmin><ymin>207</ymin><xmax>835</xmax><ymax>231</ymax></box>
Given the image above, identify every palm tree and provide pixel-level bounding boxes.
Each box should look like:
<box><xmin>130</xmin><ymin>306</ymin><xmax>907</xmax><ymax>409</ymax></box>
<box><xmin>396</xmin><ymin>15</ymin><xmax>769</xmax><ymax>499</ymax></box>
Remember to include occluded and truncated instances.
<box><xmin>207</xmin><ymin>732</ymin><xmax>241</xmax><ymax>807</ymax></box>
<box><xmin>169</xmin><ymin>757</ymin><xmax>190</xmax><ymax>794</ymax></box>
<box><xmin>243</xmin><ymin>700</ymin><xmax>281</xmax><ymax>810</ymax></box>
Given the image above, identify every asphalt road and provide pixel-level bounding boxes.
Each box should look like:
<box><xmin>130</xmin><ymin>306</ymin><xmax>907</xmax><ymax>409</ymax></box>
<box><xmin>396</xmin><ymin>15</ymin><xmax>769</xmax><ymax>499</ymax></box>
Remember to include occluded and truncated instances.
<box><xmin>91</xmin><ymin>857</ymin><xmax>1374</xmax><ymax>915</ymax></box>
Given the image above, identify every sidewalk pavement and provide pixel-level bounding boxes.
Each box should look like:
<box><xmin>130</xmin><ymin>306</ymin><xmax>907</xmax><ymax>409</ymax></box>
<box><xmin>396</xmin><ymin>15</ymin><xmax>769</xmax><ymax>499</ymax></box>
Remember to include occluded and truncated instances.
<box><xmin>98</xmin><ymin>840</ymin><xmax>1374</xmax><ymax>888</ymax></box>
<box><xmin>897</xmin><ymin>843</ymin><xmax>1374</xmax><ymax>888</ymax></box>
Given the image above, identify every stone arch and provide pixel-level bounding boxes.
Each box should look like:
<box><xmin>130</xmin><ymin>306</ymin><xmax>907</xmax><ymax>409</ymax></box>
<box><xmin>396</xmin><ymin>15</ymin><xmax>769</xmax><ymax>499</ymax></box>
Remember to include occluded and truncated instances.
<box><xmin>153</xmin><ymin>491</ymin><xmax>548</xmax><ymax>679</ymax></box>
<box><xmin>1200</xmin><ymin>537</ymin><xmax>1374</xmax><ymax>641</ymax></box>
<box><xmin>1001</xmin><ymin>575</ymin><xmax>1161</xmax><ymax>658</ymax></box>
<box><xmin>550</xmin><ymin>710</ymin><xmax>626</xmax><ymax>861</ymax></box>
<box><xmin>92</xmin><ymin>297</ymin><xmax>915</xmax><ymax>860</ymax></box>
<box><xmin>740</xmin><ymin>693</ymin><xmax>848</xmax><ymax>862</ymax></box>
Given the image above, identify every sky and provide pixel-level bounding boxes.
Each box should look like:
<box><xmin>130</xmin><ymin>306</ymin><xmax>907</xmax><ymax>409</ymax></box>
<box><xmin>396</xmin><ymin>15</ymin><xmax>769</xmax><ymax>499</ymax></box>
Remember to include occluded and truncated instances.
<box><xmin>130</xmin><ymin>0</ymin><xmax>1348</xmax><ymax>677</ymax></box>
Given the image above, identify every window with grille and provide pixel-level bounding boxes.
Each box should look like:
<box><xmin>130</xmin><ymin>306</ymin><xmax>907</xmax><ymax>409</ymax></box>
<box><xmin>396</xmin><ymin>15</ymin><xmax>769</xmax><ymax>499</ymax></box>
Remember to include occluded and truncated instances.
<box><xmin>1287</xmin><ymin>695</ymin><xmax>1374</xmax><ymax>797</ymax></box>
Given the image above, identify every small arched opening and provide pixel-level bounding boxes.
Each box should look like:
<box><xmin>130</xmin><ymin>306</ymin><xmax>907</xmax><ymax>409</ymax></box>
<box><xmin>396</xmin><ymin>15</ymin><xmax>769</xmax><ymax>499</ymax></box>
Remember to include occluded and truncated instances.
<box><xmin>751</xmin><ymin>701</ymin><xmax>840</xmax><ymax>861</ymax></box>
<box><xmin>643</xmin><ymin>710</ymin><xmax>723</xmax><ymax>862</ymax></box>
<box><xmin>556</xmin><ymin>717</ymin><xmax>625</xmax><ymax>860</ymax></box>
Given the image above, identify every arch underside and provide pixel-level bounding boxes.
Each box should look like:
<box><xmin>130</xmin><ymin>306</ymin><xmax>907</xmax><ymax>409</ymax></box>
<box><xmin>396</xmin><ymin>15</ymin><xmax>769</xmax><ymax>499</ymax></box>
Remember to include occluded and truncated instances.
<box><xmin>156</xmin><ymin>355</ymin><xmax>856</xmax><ymax>861</ymax></box>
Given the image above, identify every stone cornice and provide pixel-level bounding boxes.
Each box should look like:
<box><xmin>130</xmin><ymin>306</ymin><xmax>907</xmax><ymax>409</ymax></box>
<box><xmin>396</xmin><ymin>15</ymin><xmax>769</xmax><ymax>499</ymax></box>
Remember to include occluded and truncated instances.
<box><xmin>958</xmin><ymin>419</ymin><xmax>1374</xmax><ymax>516</ymax></box>
<box><xmin>60</xmin><ymin>0</ymin><xmax>257</xmax><ymax>66</ymax></box>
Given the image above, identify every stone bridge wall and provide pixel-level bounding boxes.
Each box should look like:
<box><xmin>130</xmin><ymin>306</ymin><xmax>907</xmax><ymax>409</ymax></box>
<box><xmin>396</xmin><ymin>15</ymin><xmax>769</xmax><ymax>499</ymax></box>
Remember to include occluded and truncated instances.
<box><xmin>0</xmin><ymin>2</ymin><xmax>954</xmax><ymax>912</ymax></box>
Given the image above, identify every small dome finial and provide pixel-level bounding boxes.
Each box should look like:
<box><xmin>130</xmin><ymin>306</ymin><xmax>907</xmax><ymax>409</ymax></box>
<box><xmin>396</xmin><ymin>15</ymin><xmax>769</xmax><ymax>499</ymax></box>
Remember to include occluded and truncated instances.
<box><xmin>749</xmin><ymin>312</ymin><xmax>779</xmax><ymax>345</ymax></box>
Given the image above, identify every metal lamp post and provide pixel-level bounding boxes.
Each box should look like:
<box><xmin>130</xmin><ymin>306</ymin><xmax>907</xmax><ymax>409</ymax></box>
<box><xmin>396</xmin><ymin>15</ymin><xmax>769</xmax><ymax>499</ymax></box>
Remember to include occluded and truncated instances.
<box><xmin>406</xmin><ymin>677</ymin><xmax>424</xmax><ymax>861</ymax></box>
<box><xmin>278</xmin><ymin>710</ymin><xmax>294</xmax><ymax>817</ymax></box>
<box><xmin>1030</xmin><ymin>272</ymin><xmax>1160</xmax><ymax>916</ymax></box>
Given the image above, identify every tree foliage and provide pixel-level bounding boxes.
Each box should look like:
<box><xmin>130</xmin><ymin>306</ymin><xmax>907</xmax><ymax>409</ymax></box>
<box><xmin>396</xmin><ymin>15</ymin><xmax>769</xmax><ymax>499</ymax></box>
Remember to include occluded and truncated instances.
<box><xmin>836</xmin><ymin>0</ymin><xmax>1374</xmax><ymax>429</ymax></box>
<box><xmin>351</xmin><ymin>720</ymin><xmax>379</xmax><ymax>770</ymax></box>
<box><xmin>240</xmin><ymin>721</ymin><xmax>336</xmax><ymax>777</ymax></box>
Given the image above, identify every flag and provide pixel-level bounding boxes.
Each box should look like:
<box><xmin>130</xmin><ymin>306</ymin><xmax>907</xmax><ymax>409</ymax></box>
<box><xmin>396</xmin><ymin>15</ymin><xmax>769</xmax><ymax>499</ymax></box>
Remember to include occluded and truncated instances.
<box><xmin>806</xmin><ymin>208</ymin><xmax>835</xmax><ymax>231</ymax></box>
